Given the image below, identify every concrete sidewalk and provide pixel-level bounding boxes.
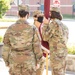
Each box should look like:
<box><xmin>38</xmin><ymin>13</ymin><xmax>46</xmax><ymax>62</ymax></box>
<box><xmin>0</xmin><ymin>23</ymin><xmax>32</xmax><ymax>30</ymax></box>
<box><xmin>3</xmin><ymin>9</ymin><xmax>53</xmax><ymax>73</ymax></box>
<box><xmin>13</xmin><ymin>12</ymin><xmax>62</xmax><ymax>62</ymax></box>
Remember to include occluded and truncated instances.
<box><xmin>43</xmin><ymin>69</ymin><xmax>75</xmax><ymax>75</ymax></box>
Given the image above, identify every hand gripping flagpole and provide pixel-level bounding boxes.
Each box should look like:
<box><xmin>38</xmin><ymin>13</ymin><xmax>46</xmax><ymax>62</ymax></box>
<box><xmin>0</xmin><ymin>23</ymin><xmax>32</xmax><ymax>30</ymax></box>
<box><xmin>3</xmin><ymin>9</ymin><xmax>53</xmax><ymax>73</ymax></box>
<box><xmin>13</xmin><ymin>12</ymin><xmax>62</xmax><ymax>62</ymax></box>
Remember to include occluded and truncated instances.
<box><xmin>44</xmin><ymin>0</ymin><xmax>50</xmax><ymax>75</ymax></box>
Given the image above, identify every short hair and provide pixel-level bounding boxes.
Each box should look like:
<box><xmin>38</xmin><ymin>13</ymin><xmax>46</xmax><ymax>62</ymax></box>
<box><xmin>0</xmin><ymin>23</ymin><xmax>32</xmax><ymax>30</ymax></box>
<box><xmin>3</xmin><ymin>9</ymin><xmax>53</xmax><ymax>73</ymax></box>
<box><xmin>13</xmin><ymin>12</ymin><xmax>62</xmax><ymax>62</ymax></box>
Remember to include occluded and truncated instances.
<box><xmin>19</xmin><ymin>10</ymin><xmax>29</xmax><ymax>18</ymax></box>
<box><xmin>37</xmin><ymin>16</ymin><xmax>43</xmax><ymax>23</ymax></box>
<box><xmin>33</xmin><ymin>15</ymin><xmax>37</xmax><ymax>18</ymax></box>
<box><xmin>37</xmin><ymin>14</ymin><xmax>44</xmax><ymax>23</ymax></box>
<box><xmin>50</xmin><ymin>11</ymin><xmax>62</xmax><ymax>20</ymax></box>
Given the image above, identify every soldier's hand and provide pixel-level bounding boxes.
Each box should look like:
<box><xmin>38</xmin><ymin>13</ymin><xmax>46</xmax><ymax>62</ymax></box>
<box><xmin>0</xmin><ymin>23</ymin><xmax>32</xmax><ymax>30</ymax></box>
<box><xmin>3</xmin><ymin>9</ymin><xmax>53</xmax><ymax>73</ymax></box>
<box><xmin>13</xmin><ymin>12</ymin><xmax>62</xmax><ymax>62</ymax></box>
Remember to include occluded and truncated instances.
<box><xmin>43</xmin><ymin>17</ymin><xmax>49</xmax><ymax>25</ymax></box>
<box><xmin>43</xmin><ymin>50</ymin><xmax>50</xmax><ymax>54</ymax></box>
<box><xmin>36</xmin><ymin>64</ymin><xmax>40</xmax><ymax>70</ymax></box>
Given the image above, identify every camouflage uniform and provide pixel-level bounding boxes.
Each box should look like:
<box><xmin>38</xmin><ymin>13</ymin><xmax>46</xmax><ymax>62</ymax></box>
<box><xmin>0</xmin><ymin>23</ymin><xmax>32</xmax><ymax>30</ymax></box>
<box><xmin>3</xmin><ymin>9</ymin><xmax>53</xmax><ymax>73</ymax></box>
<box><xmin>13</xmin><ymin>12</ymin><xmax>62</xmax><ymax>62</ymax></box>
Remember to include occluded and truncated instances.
<box><xmin>33</xmin><ymin>11</ymin><xmax>45</xmax><ymax>75</ymax></box>
<box><xmin>2</xmin><ymin>18</ymin><xmax>43</xmax><ymax>75</ymax></box>
<box><xmin>42</xmin><ymin>18</ymin><xmax>69</xmax><ymax>75</ymax></box>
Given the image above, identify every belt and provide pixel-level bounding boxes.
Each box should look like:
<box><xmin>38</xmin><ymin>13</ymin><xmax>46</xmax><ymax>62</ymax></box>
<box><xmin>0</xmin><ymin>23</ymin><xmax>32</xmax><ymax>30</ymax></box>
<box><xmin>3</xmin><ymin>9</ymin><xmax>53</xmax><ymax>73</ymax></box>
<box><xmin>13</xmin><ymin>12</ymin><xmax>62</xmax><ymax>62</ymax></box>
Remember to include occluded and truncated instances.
<box><xmin>12</xmin><ymin>49</ymin><xmax>25</xmax><ymax>52</ymax></box>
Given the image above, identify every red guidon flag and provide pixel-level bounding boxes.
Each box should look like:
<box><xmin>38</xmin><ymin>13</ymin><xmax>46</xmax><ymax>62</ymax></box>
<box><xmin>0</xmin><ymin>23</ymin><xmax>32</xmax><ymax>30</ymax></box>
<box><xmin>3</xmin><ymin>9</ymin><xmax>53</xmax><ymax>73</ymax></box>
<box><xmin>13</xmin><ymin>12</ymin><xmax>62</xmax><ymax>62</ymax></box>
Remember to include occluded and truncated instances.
<box><xmin>44</xmin><ymin>0</ymin><xmax>50</xmax><ymax>19</ymax></box>
<box><xmin>39</xmin><ymin>0</ymin><xmax>50</xmax><ymax>57</ymax></box>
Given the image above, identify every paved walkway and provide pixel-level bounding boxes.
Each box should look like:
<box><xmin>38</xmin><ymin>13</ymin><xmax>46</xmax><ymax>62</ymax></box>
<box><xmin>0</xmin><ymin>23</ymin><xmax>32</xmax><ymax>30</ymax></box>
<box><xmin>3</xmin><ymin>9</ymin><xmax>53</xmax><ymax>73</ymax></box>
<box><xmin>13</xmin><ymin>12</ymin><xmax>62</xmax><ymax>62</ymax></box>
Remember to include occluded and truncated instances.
<box><xmin>43</xmin><ymin>69</ymin><xmax>75</xmax><ymax>75</ymax></box>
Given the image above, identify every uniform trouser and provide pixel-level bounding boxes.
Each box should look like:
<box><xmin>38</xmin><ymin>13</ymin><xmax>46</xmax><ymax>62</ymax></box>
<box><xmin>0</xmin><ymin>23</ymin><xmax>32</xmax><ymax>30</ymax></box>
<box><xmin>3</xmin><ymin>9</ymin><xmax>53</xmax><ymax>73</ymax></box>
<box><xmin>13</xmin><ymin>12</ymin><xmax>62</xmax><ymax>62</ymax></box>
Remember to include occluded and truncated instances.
<box><xmin>9</xmin><ymin>67</ymin><xmax>36</xmax><ymax>75</ymax></box>
<box><xmin>50</xmin><ymin>56</ymin><xmax>67</xmax><ymax>75</ymax></box>
<box><xmin>9</xmin><ymin>62</ymin><xmax>36</xmax><ymax>75</ymax></box>
<box><xmin>36</xmin><ymin>51</ymin><xmax>50</xmax><ymax>75</ymax></box>
<box><xmin>36</xmin><ymin>62</ymin><xmax>45</xmax><ymax>75</ymax></box>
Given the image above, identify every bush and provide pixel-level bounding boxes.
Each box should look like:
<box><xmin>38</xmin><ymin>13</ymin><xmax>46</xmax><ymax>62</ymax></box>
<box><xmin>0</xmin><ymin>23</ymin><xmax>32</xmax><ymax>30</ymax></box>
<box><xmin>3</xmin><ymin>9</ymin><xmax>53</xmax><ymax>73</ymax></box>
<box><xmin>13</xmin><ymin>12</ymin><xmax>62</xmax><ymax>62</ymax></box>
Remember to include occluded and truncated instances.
<box><xmin>68</xmin><ymin>45</ymin><xmax>75</xmax><ymax>55</ymax></box>
<box><xmin>68</xmin><ymin>47</ymin><xmax>75</xmax><ymax>55</ymax></box>
<box><xmin>10</xmin><ymin>0</ymin><xmax>14</xmax><ymax>4</ymax></box>
<box><xmin>0</xmin><ymin>0</ymin><xmax>11</xmax><ymax>18</ymax></box>
<box><xmin>0</xmin><ymin>36</ymin><xmax>3</xmax><ymax>43</ymax></box>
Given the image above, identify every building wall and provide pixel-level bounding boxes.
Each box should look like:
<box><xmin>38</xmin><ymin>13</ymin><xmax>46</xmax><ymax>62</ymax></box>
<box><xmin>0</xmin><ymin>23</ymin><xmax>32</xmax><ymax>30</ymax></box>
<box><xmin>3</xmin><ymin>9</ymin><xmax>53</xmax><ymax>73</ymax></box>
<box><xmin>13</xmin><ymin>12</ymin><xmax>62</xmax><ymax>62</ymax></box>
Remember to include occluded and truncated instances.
<box><xmin>50</xmin><ymin>0</ymin><xmax>73</xmax><ymax>14</ymax></box>
<box><xmin>60</xmin><ymin>0</ymin><xmax>73</xmax><ymax>14</ymax></box>
<box><xmin>6</xmin><ymin>0</ymin><xmax>73</xmax><ymax>16</ymax></box>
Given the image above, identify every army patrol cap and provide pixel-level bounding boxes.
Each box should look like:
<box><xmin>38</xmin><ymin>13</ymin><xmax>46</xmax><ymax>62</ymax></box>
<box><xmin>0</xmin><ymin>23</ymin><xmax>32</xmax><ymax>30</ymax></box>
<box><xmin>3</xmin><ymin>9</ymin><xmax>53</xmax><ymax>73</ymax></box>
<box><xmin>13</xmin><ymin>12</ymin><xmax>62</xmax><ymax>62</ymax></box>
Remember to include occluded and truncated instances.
<box><xmin>18</xmin><ymin>5</ymin><xmax>29</xmax><ymax>11</ymax></box>
<box><xmin>50</xmin><ymin>6</ymin><xmax>60</xmax><ymax>12</ymax></box>
<box><xmin>33</xmin><ymin>10</ymin><xmax>42</xmax><ymax>17</ymax></box>
<box><xmin>37</xmin><ymin>13</ymin><xmax>44</xmax><ymax>17</ymax></box>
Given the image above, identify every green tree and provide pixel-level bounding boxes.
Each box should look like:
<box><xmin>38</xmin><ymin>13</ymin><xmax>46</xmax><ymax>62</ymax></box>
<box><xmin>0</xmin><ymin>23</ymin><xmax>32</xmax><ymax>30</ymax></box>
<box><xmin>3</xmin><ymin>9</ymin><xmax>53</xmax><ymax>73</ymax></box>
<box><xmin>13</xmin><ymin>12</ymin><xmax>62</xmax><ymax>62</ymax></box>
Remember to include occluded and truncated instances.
<box><xmin>0</xmin><ymin>0</ymin><xmax>11</xmax><ymax>18</ymax></box>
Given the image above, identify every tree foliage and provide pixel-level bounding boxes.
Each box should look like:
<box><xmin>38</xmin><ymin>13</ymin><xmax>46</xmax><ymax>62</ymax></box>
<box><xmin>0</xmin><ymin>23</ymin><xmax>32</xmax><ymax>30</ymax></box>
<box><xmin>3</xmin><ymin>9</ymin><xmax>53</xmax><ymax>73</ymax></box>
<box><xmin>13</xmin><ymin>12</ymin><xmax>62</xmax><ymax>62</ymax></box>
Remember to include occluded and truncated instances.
<box><xmin>0</xmin><ymin>0</ymin><xmax>11</xmax><ymax>18</ymax></box>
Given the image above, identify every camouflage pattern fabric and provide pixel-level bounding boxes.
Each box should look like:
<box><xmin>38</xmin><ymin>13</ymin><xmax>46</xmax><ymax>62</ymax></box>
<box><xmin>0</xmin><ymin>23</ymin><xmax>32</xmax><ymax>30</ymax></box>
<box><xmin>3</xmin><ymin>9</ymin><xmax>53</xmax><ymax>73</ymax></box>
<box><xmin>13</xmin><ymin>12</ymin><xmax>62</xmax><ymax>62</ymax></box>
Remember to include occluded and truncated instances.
<box><xmin>36</xmin><ymin>56</ymin><xmax>45</xmax><ymax>75</ymax></box>
<box><xmin>33</xmin><ymin>18</ymin><xmax>45</xmax><ymax>75</ymax></box>
<box><xmin>2</xmin><ymin>19</ymin><xmax>43</xmax><ymax>75</ymax></box>
<box><xmin>42</xmin><ymin>19</ymin><xmax>69</xmax><ymax>75</ymax></box>
<box><xmin>33</xmin><ymin>25</ymin><xmax>45</xmax><ymax>75</ymax></box>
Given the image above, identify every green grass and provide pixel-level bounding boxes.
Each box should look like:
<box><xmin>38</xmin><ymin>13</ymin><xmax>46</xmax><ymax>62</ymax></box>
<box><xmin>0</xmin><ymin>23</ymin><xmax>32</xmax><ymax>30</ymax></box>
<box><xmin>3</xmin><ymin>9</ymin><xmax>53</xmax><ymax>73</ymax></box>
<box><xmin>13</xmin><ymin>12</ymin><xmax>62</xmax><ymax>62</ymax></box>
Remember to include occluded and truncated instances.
<box><xmin>63</xmin><ymin>14</ymin><xmax>75</xmax><ymax>19</ymax></box>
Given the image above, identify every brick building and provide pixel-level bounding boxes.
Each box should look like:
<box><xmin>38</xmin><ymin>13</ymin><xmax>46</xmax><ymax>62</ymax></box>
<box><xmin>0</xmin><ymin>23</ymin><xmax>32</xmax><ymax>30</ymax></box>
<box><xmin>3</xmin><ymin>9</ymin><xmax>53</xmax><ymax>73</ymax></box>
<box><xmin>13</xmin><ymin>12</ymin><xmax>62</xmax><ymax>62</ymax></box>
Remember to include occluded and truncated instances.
<box><xmin>6</xmin><ymin>0</ymin><xmax>75</xmax><ymax>16</ymax></box>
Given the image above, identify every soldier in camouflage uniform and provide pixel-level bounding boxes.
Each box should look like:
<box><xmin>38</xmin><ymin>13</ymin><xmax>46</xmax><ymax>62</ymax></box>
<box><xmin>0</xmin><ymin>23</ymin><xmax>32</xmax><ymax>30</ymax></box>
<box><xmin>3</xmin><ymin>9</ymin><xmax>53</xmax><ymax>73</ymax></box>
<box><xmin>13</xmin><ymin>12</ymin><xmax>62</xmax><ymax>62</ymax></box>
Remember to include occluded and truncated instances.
<box><xmin>33</xmin><ymin>11</ymin><xmax>50</xmax><ymax>75</ymax></box>
<box><xmin>2</xmin><ymin>5</ymin><xmax>43</xmax><ymax>75</ymax></box>
<box><xmin>42</xmin><ymin>7</ymin><xmax>69</xmax><ymax>75</ymax></box>
<box><xmin>33</xmin><ymin>10</ymin><xmax>42</xmax><ymax>21</ymax></box>
<box><xmin>33</xmin><ymin>10</ymin><xmax>45</xmax><ymax>75</ymax></box>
